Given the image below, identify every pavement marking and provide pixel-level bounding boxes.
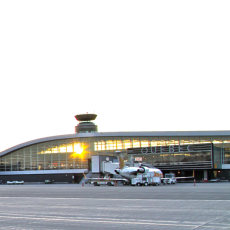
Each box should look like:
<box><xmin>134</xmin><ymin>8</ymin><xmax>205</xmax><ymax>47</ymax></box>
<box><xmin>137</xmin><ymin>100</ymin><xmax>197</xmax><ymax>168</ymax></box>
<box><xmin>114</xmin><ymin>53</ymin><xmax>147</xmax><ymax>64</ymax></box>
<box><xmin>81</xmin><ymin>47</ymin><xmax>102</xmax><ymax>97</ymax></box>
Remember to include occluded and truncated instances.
<box><xmin>0</xmin><ymin>213</ymin><xmax>230</xmax><ymax>229</ymax></box>
<box><xmin>0</xmin><ymin>196</ymin><xmax>230</xmax><ymax>202</ymax></box>
<box><xmin>0</xmin><ymin>214</ymin><xmax>230</xmax><ymax>229</ymax></box>
<box><xmin>0</xmin><ymin>214</ymin><xmax>203</xmax><ymax>228</ymax></box>
<box><xmin>191</xmin><ymin>213</ymin><xmax>230</xmax><ymax>230</ymax></box>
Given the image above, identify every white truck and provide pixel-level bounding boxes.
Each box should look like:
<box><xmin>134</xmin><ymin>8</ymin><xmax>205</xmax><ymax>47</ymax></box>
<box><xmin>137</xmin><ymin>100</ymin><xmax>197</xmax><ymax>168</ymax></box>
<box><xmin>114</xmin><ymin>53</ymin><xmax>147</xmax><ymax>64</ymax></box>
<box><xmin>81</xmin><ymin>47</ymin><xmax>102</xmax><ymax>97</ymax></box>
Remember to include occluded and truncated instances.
<box><xmin>131</xmin><ymin>172</ymin><xmax>161</xmax><ymax>186</ymax></box>
<box><xmin>162</xmin><ymin>173</ymin><xmax>177</xmax><ymax>184</ymax></box>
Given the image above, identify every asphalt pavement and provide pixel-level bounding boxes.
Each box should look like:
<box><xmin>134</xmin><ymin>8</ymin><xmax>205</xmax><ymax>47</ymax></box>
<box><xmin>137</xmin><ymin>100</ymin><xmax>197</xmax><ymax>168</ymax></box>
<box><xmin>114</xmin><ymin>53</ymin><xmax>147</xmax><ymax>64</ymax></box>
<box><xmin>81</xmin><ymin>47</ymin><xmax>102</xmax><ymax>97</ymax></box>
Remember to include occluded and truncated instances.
<box><xmin>0</xmin><ymin>183</ymin><xmax>229</xmax><ymax>230</ymax></box>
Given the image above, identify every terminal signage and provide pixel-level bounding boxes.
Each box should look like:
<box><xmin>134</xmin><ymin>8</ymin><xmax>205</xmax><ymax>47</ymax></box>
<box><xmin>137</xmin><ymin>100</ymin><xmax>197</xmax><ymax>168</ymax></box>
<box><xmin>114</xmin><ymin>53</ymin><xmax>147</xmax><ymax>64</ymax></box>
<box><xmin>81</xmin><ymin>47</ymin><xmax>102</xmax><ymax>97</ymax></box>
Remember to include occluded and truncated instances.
<box><xmin>127</xmin><ymin>143</ymin><xmax>212</xmax><ymax>155</ymax></box>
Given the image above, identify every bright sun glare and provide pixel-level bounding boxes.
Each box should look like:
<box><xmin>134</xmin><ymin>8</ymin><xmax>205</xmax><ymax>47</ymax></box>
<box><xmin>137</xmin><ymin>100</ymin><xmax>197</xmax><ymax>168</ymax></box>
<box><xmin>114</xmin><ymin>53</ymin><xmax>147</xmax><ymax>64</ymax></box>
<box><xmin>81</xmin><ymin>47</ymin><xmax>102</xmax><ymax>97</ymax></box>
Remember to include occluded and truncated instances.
<box><xmin>75</xmin><ymin>144</ymin><xmax>83</xmax><ymax>154</ymax></box>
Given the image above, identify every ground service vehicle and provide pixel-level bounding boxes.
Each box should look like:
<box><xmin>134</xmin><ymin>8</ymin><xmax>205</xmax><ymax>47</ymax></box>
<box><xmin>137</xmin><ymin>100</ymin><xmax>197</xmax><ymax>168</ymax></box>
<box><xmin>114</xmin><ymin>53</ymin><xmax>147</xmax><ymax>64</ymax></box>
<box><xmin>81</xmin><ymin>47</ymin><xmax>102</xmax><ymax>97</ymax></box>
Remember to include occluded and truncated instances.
<box><xmin>87</xmin><ymin>177</ymin><xmax>128</xmax><ymax>186</ymax></box>
<box><xmin>162</xmin><ymin>173</ymin><xmax>177</xmax><ymax>184</ymax></box>
<box><xmin>131</xmin><ymin>173</ymin><xmax>161</xmax><ymax>186</ymax></box>
<box><xmin>6</xmin><ymin>181</ymin><xmax>24</xmax><ymax>185</ymax></box>
<box><xmin>87</xmin><ymin>162</ymin><xmax>163</xmax><ymax>186</ymax></box>
<box><xmin>115</xmin><ymin>165</ymin><xmax>163</xmax><ymax>186</ymax></box>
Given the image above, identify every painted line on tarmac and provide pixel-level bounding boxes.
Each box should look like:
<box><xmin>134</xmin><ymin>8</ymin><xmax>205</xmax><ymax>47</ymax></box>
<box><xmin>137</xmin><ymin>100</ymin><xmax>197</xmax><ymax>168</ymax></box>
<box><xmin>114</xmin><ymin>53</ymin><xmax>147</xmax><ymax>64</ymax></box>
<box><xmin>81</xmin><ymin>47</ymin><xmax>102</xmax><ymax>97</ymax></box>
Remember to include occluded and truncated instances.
<box><xmin>0</xmin><ymin>196</ymin><xmax>230</xmax><ymax>202</ymax></box>
<box><xmin>0</xmin><ymin>213</ymin><xmax>230</xmax><ymax>229</ymax></box>
<box><xmin>0</xmin><ymin>214</ymin><xmax>203</xmax><ymax>228</ymax></box>
<box><xmin>0</xmin><ymin>212</ymin><xmax>194</xmax><ymax>224</ymax></box>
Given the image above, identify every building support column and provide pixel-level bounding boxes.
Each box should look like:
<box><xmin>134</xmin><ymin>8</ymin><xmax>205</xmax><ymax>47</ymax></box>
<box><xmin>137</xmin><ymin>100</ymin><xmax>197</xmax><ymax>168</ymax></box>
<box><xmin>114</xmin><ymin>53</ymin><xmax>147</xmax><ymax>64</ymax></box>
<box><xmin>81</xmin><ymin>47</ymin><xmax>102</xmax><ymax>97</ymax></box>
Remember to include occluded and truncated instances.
<box><xmin>203</xmin><ymin>170</ymin><xmax>208</xmax><ymax>182</ymax></box>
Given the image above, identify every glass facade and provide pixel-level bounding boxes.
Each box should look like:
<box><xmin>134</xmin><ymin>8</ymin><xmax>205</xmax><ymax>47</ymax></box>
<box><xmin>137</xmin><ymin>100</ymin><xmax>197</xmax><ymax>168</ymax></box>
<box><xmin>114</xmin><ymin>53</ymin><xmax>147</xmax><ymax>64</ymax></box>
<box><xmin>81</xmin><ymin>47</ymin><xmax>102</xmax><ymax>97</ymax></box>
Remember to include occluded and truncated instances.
<box><xmin>133</xmin><ymin>148</ymin><xmax>212</xmax><ymax>170</ymax></box>
<box><xmin>0</xmin><ymin>134</ymin><xmax>230</xmax><ymax>172</ymax></box>
<box><xmin>0</xmin><ymin>138</ymin><xmax>91</xmax><ymax>171</ymax></box>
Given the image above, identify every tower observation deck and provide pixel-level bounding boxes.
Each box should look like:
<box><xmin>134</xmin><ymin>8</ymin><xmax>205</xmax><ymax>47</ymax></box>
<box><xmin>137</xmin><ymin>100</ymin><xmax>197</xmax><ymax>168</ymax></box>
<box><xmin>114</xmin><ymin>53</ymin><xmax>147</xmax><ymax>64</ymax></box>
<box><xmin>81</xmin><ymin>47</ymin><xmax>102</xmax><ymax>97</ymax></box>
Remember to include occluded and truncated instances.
<box><xmin>75</xmin><ymin>113</ymin><xmax>98</xmax><ymax>133</ymax></box>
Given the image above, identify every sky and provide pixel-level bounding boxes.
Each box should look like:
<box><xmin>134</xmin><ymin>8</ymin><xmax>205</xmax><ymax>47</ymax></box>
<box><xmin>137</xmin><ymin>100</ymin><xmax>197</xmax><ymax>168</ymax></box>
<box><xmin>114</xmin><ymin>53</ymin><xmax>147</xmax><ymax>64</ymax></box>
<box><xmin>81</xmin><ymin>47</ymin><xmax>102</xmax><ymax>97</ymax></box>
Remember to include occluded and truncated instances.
<box><xmin>0</xmin><ymin>0</ymin><xmax>230</xmax><ymax>152</ymax></box>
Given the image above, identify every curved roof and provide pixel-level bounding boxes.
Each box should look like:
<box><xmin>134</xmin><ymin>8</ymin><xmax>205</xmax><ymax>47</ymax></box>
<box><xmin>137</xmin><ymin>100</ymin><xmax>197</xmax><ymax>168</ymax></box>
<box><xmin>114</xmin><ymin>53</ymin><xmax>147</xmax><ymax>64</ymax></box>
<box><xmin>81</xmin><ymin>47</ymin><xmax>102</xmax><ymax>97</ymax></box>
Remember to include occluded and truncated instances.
<box><xmin>1</xmin><ymin>130</ymin><xmax>230</xmax><ymax>157</ymax></box>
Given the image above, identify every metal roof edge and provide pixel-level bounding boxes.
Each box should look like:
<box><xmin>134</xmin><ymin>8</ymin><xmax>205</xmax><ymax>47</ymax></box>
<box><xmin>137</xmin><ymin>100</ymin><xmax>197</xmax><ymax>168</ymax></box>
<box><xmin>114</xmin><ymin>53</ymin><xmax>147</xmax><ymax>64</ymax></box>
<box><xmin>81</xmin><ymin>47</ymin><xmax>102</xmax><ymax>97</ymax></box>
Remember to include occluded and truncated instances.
<box><xmin>95</xmin><ymin>130</ymin><xmax>230</xmax><ymax>137</ymax></box>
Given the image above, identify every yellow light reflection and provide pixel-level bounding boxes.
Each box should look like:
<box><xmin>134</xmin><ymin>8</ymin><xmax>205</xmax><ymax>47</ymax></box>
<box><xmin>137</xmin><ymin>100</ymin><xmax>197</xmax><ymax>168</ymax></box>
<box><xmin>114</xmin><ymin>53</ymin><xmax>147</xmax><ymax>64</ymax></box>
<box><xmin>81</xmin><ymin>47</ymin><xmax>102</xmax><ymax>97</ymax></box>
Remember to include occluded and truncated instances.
<box><xmin>74</xmin><ymin>143</ymin><xmax>83</xmax><ymax>154</ymax></box>
<box><xmin>70</xmin><ymin>143</ymin><xmax>85</xmax><ymax>159</ymax></box>
<box><xmin>39</xmin><ymin>142</ymin><xmax>86</xmax><ymax>157</ymax></box>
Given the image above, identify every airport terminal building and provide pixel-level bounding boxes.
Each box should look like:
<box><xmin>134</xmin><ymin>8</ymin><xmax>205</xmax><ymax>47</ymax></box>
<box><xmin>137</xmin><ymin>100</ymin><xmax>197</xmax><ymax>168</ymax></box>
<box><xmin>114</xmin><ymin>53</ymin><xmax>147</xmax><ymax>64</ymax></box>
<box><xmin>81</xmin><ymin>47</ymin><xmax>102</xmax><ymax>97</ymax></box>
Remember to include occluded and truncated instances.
<box><xmin>0</xmin><ymin>114</ymin><xmax>230</xmax><ymax>183</ymax></box>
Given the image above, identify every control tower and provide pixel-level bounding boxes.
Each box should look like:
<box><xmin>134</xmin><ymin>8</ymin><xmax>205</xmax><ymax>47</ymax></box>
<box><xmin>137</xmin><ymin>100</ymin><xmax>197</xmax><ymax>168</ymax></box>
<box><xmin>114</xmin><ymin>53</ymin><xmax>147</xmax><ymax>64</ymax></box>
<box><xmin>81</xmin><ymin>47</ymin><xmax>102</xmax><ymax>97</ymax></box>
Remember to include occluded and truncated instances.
<box><xmin>75</xmin><ymin>113</ymin><xmax>98</xmax><ymax>133</ymax></box>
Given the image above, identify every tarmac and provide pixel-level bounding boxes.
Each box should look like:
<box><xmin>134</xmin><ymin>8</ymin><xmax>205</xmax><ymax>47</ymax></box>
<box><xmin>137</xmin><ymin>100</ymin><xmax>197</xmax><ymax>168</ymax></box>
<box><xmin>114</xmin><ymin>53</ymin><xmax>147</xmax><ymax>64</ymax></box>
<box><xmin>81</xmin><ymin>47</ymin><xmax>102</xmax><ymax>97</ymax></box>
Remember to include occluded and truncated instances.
<box><xmin>0</xmin><ymin>182</ymin><xmax>229</xmax><ymax>230</ymax></box>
